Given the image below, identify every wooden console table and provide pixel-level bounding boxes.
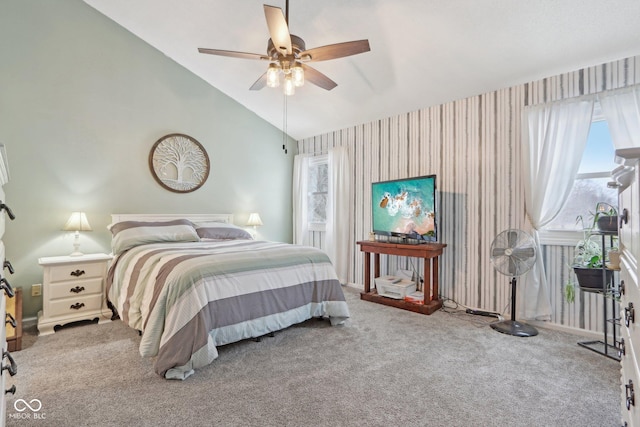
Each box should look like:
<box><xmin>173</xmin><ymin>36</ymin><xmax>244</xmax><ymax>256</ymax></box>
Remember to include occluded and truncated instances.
<box><xmin>357</xmin><ymin>240</ymin><xmax>447</xmax><ymax>315</ymax></box>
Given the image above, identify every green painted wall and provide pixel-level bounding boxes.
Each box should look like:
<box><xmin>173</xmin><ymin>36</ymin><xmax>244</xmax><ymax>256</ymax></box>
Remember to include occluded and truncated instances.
<box><xmin>0</xmin><ymin>0</ymin><xmax>295</xmax><ymax>320</ymax></box>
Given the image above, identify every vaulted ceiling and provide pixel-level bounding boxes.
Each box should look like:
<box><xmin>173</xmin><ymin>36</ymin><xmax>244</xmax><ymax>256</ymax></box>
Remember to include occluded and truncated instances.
<box><xmin>83</xmin><ymin>0</ymin><xmax>640</xmax><ymax>140</ymax></box>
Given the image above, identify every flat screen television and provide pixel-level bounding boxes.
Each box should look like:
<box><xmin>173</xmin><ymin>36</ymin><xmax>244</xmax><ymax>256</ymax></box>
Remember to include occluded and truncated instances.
<box><xmin>372</xmin><ymin>175</ymin><xmax>437</xmax><ymax>243</ymax></box>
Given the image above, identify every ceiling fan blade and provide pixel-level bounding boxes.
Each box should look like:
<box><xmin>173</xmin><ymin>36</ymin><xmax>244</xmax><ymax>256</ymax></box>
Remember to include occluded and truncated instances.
<box><xmin>301</xmin><ymin>39</ymin><xmax>370</xmax><ymax>62</ymax></box>
<box><xmin>301</xmin><ymin>64</ymin><xmax>337</xmax><ymax>91</ymax></box>
<box><xmin>198</xmin><ymin>48</ymin><xmax>268</xmax><ymax>61</ymax></box>
<box><xmin>249</xmin><ymin>72</ymin><xmax>267</xmax><ymax>91</ymax></box>
<box><xmin>264</xmin><ymin>5</ymin><xmax>292</xmax><ymax>55</ymax></box>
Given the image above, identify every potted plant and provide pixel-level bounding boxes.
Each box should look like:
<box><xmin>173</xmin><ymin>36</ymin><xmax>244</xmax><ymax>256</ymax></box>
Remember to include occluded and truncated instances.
<box><xmin>593</xmin><ymin>202</ymin><xmax>618</xmax><ymax>233</ymax></box>
<box><xmin>568</xmin><ymin>212</ymin><xmax>614</xmax><ymax>295</ymax></box>
<box><xmin>565</xmin><ymin>245</ymin><xmax>619</xmax><ymax>302</ymax></box>
<box><xmin>572</xmin><ymin>241</ymin><xmax>612</xmax><ymax>291</ymax></box>
<box><xmin>564</xmin><ymin>241</ymin><xmax>609</xmax><ymax>303</ymax></box>
<box><xmin>564</xmin><ymin>204</ymin><xmax>619</xmax><ymax>303</ymax></box>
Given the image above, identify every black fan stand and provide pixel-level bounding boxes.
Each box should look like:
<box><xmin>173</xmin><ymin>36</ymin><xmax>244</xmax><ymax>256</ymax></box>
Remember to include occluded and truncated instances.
<box><xmin>490</xmin><ymin>277</ymin><xmax>538</xmax><ymax>337</ymax></box>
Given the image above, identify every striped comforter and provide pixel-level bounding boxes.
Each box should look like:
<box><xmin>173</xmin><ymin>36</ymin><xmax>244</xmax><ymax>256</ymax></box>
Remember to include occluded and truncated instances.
<box><xmin>106</xmin><ymin>240</ymin><xmax>350</xmax><ymax>379</ymax></box>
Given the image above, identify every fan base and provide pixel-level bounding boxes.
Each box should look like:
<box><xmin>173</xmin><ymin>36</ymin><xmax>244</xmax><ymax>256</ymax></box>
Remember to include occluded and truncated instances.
<box><xmin>490</xmin><ymin>320</ymin><xmax>538</xmax><ymax>337</ymax></box>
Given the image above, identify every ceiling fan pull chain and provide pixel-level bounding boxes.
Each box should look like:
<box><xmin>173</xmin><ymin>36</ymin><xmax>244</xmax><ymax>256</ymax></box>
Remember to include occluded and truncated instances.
<box><xmin>282</xmin><ymin>95</ymin><xmax>288</xmax><ymax>154</ymax></box>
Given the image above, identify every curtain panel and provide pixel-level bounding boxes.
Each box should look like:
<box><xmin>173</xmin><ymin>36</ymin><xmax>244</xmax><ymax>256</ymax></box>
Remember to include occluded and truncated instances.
<box><xmin>599</xmin><ymin>85</ymin><xmax>640</xmax><ymax>149</ymax></box>
<box><xmin>326</xmin><ymin>147</ymin><xmax>351</xmax><ymax>284</ymax></box>
<box><xmin>292</xmin><ymin>154</ymin><xmax>310</xmax><ymax>246</ymax></box>
<box><xmin>520</xmin><ymin>96</ymin><xmax>595</xmax><ymax>320</ymax></box>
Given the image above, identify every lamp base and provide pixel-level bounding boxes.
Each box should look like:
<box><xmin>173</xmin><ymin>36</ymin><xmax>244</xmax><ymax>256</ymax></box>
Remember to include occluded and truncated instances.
<box><xmin>70</xmin><ymin>235</ymin><xmax>83</xmax><ymax>257</ymax></box>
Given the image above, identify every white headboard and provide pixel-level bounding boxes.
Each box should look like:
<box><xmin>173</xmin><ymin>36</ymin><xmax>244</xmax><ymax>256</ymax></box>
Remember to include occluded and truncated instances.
<box><xmin>110</xmin><ymin>213</ymin><xmax>234</xmax><ymax>225</ymax></box>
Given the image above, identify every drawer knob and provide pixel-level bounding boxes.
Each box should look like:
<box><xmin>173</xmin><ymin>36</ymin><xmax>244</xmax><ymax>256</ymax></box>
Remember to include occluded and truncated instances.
<box><xmin>5</xmin><ymin>385</ymin><xmax>16</xmax><ymax>395</ymax></box>
<box><xmin>618</xmin><ymin>338</ymin><xmax>626</xmax><ymax>358</ymax></box>
<box><xmin>70</xmin><ymin>302</ymin><xmax>85</xmax><ymax>310</ymax></box>
<box><xmin>0</xmin><ymin>277</ymin><xmax>14</xmax><ymax>298</ymax></box>
<box><xmin>70</xmin><ymin>286</ymin><xmax>85</xmax><ymax>294</ymax></box>
<box><xmin>626</xmin><ymin>380</ymin><xmax>635</xmax><ymax>410</ymax></box>
<box><xmin>2</xmin><ymin>351</ymin><xmax>17</xmax><ymax>377</ymax></box>
<box><xmin>3</xmin><ymin>260</ymin><xmax>14</xmax><ymax>274</ymax></box>
<box><xmin>5</xmin><ymin>312</ymin><xmax>16</xmax><ymax>329</ymax></box>
<box><xmin>70</xmin><ymin>269</ymin><xmax>85</xmax><ymax>277</ymax></box>
<box><xmin>0</xmin><ymin>201</ymin><xmax>15</xmax><ymax>220</ymax></box>
<box><xmin>625</xmin><ymin>303</ymin><xmax>635</xmax><ymax>327</ymax></box>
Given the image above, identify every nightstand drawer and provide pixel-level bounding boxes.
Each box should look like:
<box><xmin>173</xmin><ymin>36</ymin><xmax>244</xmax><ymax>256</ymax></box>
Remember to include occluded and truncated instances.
<box><xmin>48</xmin><ymin>294</ymin><xmax>102</xmax><ymax>318</ymax></box>
<box><xmin>49</xmin><ymin>277</ymin><xmax>102</xmax><ymax>300</ymax></box>
<box><xmin>48</xmin><ymin>261</ymin><xmax>106</xmax><ymax>283</ymax></box>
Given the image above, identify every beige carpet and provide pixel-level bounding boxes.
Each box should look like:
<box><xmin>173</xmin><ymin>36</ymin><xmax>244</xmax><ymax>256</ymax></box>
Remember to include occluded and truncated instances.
<box><xmin>5</xmin><ymin>288</ymin><xmax>620</xmax><ymax>426</ymax></box>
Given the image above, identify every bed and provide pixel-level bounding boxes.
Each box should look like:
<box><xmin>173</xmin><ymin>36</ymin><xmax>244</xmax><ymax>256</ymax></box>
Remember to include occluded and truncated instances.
<box><xmin>106</xmin><ymin>214</ymin><xmax>350</xmax><ymax>380</ymax></box>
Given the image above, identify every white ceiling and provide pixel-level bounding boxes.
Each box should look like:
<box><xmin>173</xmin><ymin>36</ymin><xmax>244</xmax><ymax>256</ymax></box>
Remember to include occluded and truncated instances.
<box><xmin>83</xmin><ymin>0</ymin><xmax>640</xmax><ymax>140</ymax></box>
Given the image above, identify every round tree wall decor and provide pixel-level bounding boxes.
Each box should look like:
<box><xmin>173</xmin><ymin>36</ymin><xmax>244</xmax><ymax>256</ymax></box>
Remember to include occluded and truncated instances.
<box><xmin>149</xmin><ymin>133</ymin><xmax>210</xmax><ymax>193</ymax></box>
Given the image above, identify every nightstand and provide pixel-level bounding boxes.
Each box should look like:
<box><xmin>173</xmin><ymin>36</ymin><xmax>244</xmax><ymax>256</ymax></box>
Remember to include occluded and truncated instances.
<box><xmin>37</xmin><ymin>253</ymin><xmax>112</xmax><ymax>336</ymax></box>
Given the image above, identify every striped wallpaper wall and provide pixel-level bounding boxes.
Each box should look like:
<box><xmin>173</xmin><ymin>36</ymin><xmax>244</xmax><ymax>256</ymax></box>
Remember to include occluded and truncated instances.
<box><xmin>298</xmin><ymin>55</ymin><xmax>640</xmax><ymax>333</ymax></box>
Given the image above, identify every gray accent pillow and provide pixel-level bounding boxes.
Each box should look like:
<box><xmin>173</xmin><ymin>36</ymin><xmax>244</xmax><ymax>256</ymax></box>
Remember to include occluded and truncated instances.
<box><xmin>195</xmin><ymin>222</ymin><xmax>253</xmax><ymax>241</ymax></box>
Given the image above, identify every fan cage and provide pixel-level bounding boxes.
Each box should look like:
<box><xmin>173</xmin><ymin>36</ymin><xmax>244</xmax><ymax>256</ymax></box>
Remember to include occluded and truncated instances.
<box><xmin>490</xmin><ymin>229</ymin><xmax>537</xmax><ymax>277</ymax></box>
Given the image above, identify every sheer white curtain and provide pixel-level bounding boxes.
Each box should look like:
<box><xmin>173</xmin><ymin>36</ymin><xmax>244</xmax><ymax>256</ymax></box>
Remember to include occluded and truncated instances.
<box><xmin>326</xmin><ymin>147</ymin><xmax>351</xmax><ymax>284</ymax></box>
<box><xmin>292</xmin><ymin>154</ymin><xmax>310</xmax><ymax>246</ymax></box>
<box><xmin>521</xmin><ymin>96</ymin><xmax>595</xmax><ymax>319</ymax></box>
<box><xmin>599</xmin><ymin>85</ymin><xmax>640</xmax><ymax>149</ymax></box>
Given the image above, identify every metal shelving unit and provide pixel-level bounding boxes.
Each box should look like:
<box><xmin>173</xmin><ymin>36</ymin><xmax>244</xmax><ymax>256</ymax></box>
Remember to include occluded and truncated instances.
<box><xmin>577</xmin><ymin>230</ymin><xmax>621</xmax><ymax>361</ymax></box>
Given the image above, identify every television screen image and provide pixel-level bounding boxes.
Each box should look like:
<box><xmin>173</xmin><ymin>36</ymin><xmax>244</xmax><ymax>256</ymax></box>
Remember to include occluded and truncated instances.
<box><xmin>372</xmin><ymin>175</ymin><xmax>437</xmax><ymax>242</ymax></box>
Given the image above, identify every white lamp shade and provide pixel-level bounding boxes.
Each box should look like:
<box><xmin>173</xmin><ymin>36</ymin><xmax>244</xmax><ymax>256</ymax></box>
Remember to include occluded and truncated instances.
<box><xmin>246</xmin><ymin>213</ymin><xmax>263</xmax><ymax>227</ymax></box>
<box><xmin>63</xmin><ymin>212</ymin><xmax>92</xmax><ymax>232</ymax></box>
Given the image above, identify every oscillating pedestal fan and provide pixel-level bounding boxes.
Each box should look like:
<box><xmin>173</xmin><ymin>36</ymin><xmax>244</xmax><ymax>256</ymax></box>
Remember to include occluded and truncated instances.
<box><xmin>489</xmin><ymin>229</ymin><xmax>539</xmax><ymax>337</ymax></box>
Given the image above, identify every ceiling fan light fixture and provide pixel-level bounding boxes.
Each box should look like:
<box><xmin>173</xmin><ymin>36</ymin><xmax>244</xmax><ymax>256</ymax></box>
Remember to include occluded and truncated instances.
<box><xmin>283</xmin><ymin>74</ymin><xmax>295</xmax><ymax>96</ymax></box>
<box><xmin>266</xmin><ymin>64</ymin><xmax>280</xmax><ymax>88</ymax></box>
<box><xmin>198</xmin><ymin>4</ymin><xmax>370</xmax><ymax>95</ymax></box>
<box><xmin>292</xmin><ymin>62</ymin><xmax>304</xmax><ymax>87</ymax></box>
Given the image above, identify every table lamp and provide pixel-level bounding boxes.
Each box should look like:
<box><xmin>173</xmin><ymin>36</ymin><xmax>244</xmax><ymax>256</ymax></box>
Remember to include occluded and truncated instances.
<box><xmin>246</xmin><ymin>213</ymin><xmax>263</xmax><ymax>237</ymax></box>
<box><xmin>63</xmin><ymin>212</ymin><xmax>92</xmax><ymax>256</ymax></box>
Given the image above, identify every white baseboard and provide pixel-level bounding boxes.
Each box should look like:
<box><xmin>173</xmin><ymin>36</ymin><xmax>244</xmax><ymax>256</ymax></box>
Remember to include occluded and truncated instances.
<box><xmin>527</xmin><ymin>319</ymin><xmax>609</xmax><ymax>341</ymax></box>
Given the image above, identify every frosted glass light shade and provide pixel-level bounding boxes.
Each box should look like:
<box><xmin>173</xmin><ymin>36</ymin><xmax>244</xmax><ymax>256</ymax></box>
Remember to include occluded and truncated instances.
<box><xmin>283</xmin><ymin>75</ymin><xmax>295</xmax><ymax>96</ymax></box>
<box><xmin>292</xmin><ymin>63</ymin><xmax>304</xmax><ymax>87</ymax></box>
<box><xmin>266</xmin><ymin>64</ymin><xmax>280</xmax><ymax>88</ymax></box>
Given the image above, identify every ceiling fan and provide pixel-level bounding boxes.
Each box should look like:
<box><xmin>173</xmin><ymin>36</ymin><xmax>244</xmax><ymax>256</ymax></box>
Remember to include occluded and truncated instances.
<box><xmin>198</xmin><ymin>0</ymin><xmax>370</xmax><ymax>96</ymax></box>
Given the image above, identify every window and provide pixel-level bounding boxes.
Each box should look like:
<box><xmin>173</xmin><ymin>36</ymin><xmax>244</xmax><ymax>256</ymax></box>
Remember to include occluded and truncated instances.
<box><xmin>543</xmin><ymin>114</ymin><xmax>618</xmax><ymax>232</ymax></box>
<box><xmin>307</xmin><ymin>155</ymin><xmax>328</xmax><ymax>231</ymax></box>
